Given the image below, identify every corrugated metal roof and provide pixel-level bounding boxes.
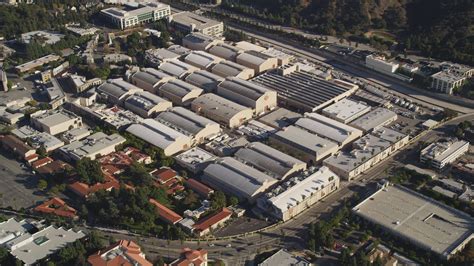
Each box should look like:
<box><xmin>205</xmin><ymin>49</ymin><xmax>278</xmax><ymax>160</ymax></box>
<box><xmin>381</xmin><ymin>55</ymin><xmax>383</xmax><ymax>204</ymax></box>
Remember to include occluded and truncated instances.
<box><xmin>185</xmin><ymin>70</ymin><xmax>223</xmax><ymax>92</ymax></box>
<box><xmin>235</xmin><ymin>142</ymin><xmax>305</xmax><ymax>179</ymax></box>
<box><xmin>202</xmin><ymin>157</ymin><xmax>277</xmax><ymax>199</ymax></box>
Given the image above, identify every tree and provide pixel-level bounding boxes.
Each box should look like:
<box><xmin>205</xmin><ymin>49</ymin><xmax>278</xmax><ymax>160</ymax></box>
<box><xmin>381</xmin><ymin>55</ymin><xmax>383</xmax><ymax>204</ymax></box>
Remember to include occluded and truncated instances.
<box><xmin>76</xmin><ymin>157</ymin><xmax>104</xmax><ymax>184</ymax></box>
<box><xmin>228</xmin><ymin>196</ymin><xmax>239</xmax><ymax>206</ymax></box>
<box><xmin>37</xmin><ymin>179</ymin><xmax>48</xmax><ymax>191</ymax></box>
<box><xmin>210</xmin><ymin>191</ymin><xmax>227</xmax><ymax>210</ymax></box>
<box><xmin>36</xmin><ymin>146</ymin><xmax>47</xmax><ymax>158</ymax></box>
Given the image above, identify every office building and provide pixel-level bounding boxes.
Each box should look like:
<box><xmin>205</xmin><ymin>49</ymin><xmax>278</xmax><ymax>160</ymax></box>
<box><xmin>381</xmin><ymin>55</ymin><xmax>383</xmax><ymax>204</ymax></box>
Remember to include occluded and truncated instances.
<box><xmin>0</xmin><ymin>107</ymin><xmax>24</xmax><ymax>124</ymax></box>
<box><xmin>20</xmin><ymin>30</ymin><xmax>64</xmax><ymax>46</ymax></box>
<box><xmin>253</xmin><ymin>64</ymin><xmax>358</xmax><ymax>112</ymax></box>
<box><xmin>158</xmin><ymin>79</ymin><xmax>203</xmax><ymax>106</ymax></box>
<box><xmin>322</xmin><ymin>98</ymin><xmax>372</xmax><ymax>123</ymax></box>
<box><xmin>61</xmin><ymin>128</ymin><xmax>91</xmax><ymax>144</ymax></box>
<box><xmin>208</xmin><ymin>43</ymin><xmax>243</xmax><ymax>61</ymax></box>
<box><xmin>202</xmin><ymin>157</ymin><xmax>278</xmax><ymax>201</ymax></box>
<box><xmin>66</xmin><ymin>74</ymin><xmax>102</xmax><ymax>94</ymax></box>
<box><xmin>420</xmin><ymin>140</ymin><xmax>470</xmax><ymax>169</ymax></box>
<box><xmin>30</xmin><ymin>109</ymin><xmax>83</xmax><ymax>135</ymax></box>
<box><xmin>88</xmin><ymin>240</ymin><xmax>152</xmax><ymax>266</ymax></box>
<box><xmin>170</xmin><ymin>11</ymin><xmax>224</xmax><ymax>37</ymax></box>
<box><xmin>211</xmin><ymin>60</ymin><xmax>255</xmax><ymax>80</ymax></box>
<box><xmin>269</xmin><ymin>126</ymin><xmax>339</xmax><ymax>164</ymax></box>
<box><xmin>130</xmin><ymin>68</ymin><xmax>175</xmax><ymax>93</ymax></box>
<box><xmin>365</xmin><ymin>54</ymin><xmax>399</xmax><ymax>74</ymax></box>
<box><xmin>124</xmin><ymin>91</ymin><xmax>172</xmax><ymax>117</ymax></box>
<box><xmin>184</xmin><ymin>50</ymin><xmax>223</xmax><ymax>70</ymax></box>
<box><xmin>217</xmin><ymin>77</ymin><xmax>277</xmax><ymax>114</ymax></box>
<box><xmin>175</xmin><ymin>147</ymin><xmax>216</xmax><ymax>174</ymax></box>
<box><xmin>185</xmin><ymin>70</ymin><xmax>224</xmax><ymax>92</ymax></box>
<box><xmin>295</xmin><ymin>113</ymin><xmax>363</xmax><ymax>147</ymax></box>
<box><xmin>430</xmin><ymin>70</ymin><xmax>468</xmax><ymax>94</ymax></box>
<box><xmin>235</xmin><ymin>142</ymin><xmax>306</xmax><ymax>180</ymax></box>
<box><xmin>155</xmin><ymin>106</ymin><xmax>221</xmax><ymax>144</ymax></box>
<box><xmin>182</xmin><ymin>32</ymin><xmax>223</xmax><ymax>51</ymax></box>
<box><xmin>258</xmin><ymin>166</ymin><xmax>339</xmax><ymax>222</ymax></box>
<box><xmin>353</xmin><ymin>184</ymin><xmax>474</xmax><ymax>259</ymax></box>
<box><xmin>101</xmin><ymin>2</ymin><xmax>171</xmax><ymax>30</ymax></box>
<box><xmin>350</xmin><ymin>107</ymin><xmax>397</xmax><ymax>132</ymax></box>
<box><xmin>97</xmin><ymin>79</ymin><xmax>143</xmax><ymax>104</ymax></box>
<box><xmin>236</xmin><ymin>50</ymin><xmax>278</xmax><ymax>74</ymax></box>
<box><xmin>0</xmin><ymin>218</ymin><xmax>85</xmax><ymax>265</ymax></box>
<box><xmin>324</xmin><ymin>127</ymin><xmax>409</xmax><ymax>180</ymax></box>
<box><xmin>126</xmin><ymin>119</ymin><xmax>192</xmax><ymax>156</ymax></box>
<box><xmin>15</xmin><ymin>54</ymin><xmax>61</xmax><ymax>73</ymax></box>
<box><xmin>159</xmin><ymin>59</ymin><xmax>199</xmax><ymax>78</ymax></box>
<box><xmin>59</xmin><ymin>132</ymin><xmax>126</xmax><ymax>161</ymax></box>
<box><xmin>29</xmin><ymin>132</ymin><xmax>64</xmax><ymax>152</ymax></box>
<box><xmin>191</xmin><ymin>93</ymin><xmax>253</xmax><ymax>128</ymax></box>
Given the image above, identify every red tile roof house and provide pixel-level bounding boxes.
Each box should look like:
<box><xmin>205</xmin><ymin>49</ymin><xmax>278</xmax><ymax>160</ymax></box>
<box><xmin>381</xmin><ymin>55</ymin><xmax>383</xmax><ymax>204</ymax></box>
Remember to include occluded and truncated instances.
<box><xmin>149</xmin><ymin>198</ymin><xmax>183</xmax><ymax>225</ymax></box>
<box><xmin>123</xmin><ymin>146</ymin><xmax>152</xmax><ymax>164</ymax></box>
<box><xmin>170</xmin><ymin>248</ymin><xmax>208</xmax><ymax>266</ymax></box>
<box><xmin>192</xmin><ymin>208</ymin><xmax>232</xmax><ymax>237</ymax></box>
<box><xmin>98</xmin><ymin>151</ymin><xmax>134</xmax><ymax>175</ymax></box>
<box><xmin>36</xmin><ymin>159</ymin><xmax>72</xmax><ymax>176</ymax></box>
<box><xmin>34</xmin><ymin>197</ymin><xmax>78</xmax><ymax>219</ymax></box>
<box><xmin>0</xmin><ymin>135</ymin><xmax>37</xmax><ymax>162</ymax></box>
<box><xmin>31</xmin><ymin>157</ymin><xmax>54</xmax><ymax>169</ymax></box>
<box><xmin>87</xmin><ymin>240</ymin><xmax>152</xmax><ymax>266</ymax></box>
<box><xmin>150</xmin><ymin>168</ymin><xmax>185</xmax><ymax>195</ymax></box>
<box><xmin>68</xmin><ymin>173</ymin><xmax>121</xmax><ymax>199</ymax></box>
<box><xmin>185</xmin><ymin>178</ymin><xmax>214</xmax><ymax>198</ymax></box>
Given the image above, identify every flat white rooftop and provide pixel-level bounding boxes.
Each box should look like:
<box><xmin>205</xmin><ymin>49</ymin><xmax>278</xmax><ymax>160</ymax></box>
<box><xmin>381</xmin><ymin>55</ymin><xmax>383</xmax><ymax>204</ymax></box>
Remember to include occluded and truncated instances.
<box><xmin>353</xmin><ymin>185</ymin><xmax>474</xmax><ymax>258</ymax></box>
<box><xmin>322</xmin><ymin>98</ymin><xmax>371</xmax><ymax>123</ymax></box>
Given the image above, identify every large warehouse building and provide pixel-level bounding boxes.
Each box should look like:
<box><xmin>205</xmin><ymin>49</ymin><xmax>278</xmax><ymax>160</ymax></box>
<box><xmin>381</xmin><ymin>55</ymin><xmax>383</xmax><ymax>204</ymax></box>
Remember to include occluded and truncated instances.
<box><xmin>353</xmin><ymin>184</ymin><xmax>474</xmax><ymax>259</ymax></box>
<box><xmin>253</xmin><ymin>64</ymin><xmax>358</xmax><ymax>112</ymax></box>
<box><xmin>236</xmin><ymin>51</ymin><xmax>278</xmax><ymax>74</ymax></box>
<box><xmin>130</xmin><ymin>68</ymin><xmax>175</xmax><ymax>93</ymax></box>
<box><xmin>211</xmin><ymin>60</ymin><xmax>255</xmax><ymax>80</ymax></box>
<box><xmin>234</xmin><ymin>142</ymin><xmax>307</xmax><ymax>180</ymax></box>
<box><xmin>191</xmin><ymin>93</ymin><xmax>253</xmax><ymax>128</ymax></box>
<box><xmin>97</xmin><ymin>79</ymin><xmax>143</xmax><ymax>104</ymax></box>
<box><xmin>257</xmin><ymin>166</ymin><xmax>340</xmax><ymax>221</ymax></box>
<box><xmin>158</xmin><ymin>59</ymin><xmax>199</xmax><ymax>78</ymax></box>
<box><xmin>185</xmin><ymin>70</ymin><xmax>224</xmax><ymax>93</ymax></box>
<box><xmin>217</xmin><ymin>77</ymin><xmax>277</xmax><ymax>114</ymax></box>
<box><xmin>202</xmin><ymin>157</ymin><xmax>278</xmax><ymax>201</ymax></box>
<box><xmin>124</xmin><ymin>91</ymin><xmax>172</xmax><ymax>118</ymax></box>
<box><xmin>126</xmin><ymin>119</ymin><xmax>192</xmax><ymax>156</ymax></box>
<box><xmin>350</xmin><ymin>107</ymin><xmax>398</xmax><ymax>132</ymax></box>
<box><xmin>324</xmin><ymin>127</ymin><xmax>409</xmax><ymax>180</ymax></box>
<box><xmin>295</xmin><ymin>113</ymin><xmax>363</xmax><ymax>147</ymax></box>
<box><xmin>158</xmin><ymin>79</ymin><xmax>203</xmax><ymax>106</ymax></box>
<box><xmin>184</xmin><ymin>50</ymin><xmax>223</xmax><ymax>70</ymax></box>
<box><xmin>322</xmin><ymin>98</ymin><xmax>372</xmax><ymax>124</ymax></box>
<box><xmin>269</xmin><ymin>125</ymin><xmax>339</xmax><ymax>164</ymax></box>
<box><xmin>155</xmin><ymin>107</ymin><xmax>221</xmax><ymax>144</ymax></box>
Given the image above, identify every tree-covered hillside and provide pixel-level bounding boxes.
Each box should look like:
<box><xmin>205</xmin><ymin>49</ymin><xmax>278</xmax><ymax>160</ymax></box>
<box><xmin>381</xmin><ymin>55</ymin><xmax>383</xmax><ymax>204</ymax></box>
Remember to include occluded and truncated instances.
<box><xmin>222</xmin><ymin>0</ymin><xmax>474</xmax><ymax>64</ymax></box>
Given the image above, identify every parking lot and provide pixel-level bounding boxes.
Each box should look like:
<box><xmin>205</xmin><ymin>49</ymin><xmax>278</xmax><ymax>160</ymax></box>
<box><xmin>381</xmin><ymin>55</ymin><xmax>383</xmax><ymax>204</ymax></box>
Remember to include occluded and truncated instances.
<box><xmin>0</xmin><ymin>150</ymin><xmax>46</xmax><ymax>209</ymax></box>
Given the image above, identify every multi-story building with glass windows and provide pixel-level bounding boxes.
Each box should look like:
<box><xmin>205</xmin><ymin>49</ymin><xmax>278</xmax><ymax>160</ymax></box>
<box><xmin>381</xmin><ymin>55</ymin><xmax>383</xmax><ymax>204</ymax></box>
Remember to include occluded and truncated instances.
<box><xmin>101</xmin><ymin>3</ymin><xmax>171</xmax><ymax>30</ymax></box>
